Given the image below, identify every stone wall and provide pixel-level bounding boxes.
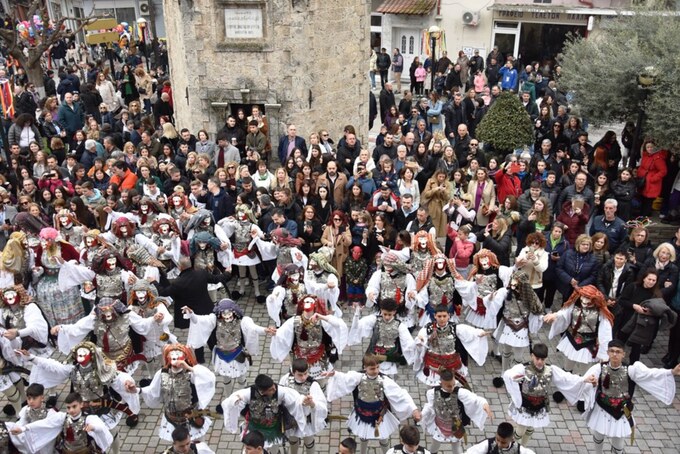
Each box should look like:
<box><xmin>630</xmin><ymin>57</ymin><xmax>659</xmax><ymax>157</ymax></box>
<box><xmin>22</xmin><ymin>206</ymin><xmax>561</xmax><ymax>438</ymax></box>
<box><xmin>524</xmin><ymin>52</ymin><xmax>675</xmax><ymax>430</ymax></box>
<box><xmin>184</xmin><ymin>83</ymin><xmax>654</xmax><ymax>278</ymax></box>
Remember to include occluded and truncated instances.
<box><xmin>163</xmin><ymin>0</ymin><xmax>370</xmax><ymax>152</ymax></box>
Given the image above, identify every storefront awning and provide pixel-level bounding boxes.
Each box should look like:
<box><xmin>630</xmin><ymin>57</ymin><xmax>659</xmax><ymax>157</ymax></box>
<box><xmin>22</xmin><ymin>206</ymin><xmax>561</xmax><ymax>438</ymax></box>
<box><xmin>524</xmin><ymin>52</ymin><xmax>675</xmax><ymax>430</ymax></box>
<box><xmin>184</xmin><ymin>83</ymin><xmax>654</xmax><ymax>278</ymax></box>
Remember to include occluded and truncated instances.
<box><xmin>377</xmin><ymin>0</ymin><xmax>437</xmax><ymax>16</ymax></box>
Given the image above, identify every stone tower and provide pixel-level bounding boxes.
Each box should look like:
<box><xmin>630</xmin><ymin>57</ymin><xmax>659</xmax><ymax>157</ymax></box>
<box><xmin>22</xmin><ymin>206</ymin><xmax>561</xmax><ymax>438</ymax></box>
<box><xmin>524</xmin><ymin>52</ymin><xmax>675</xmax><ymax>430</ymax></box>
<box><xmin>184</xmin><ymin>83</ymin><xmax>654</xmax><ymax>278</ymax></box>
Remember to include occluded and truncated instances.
<box><xmin>163</xmin><ymin>0</ymin><xmax>371</xmax><ymax>150</ymax></box>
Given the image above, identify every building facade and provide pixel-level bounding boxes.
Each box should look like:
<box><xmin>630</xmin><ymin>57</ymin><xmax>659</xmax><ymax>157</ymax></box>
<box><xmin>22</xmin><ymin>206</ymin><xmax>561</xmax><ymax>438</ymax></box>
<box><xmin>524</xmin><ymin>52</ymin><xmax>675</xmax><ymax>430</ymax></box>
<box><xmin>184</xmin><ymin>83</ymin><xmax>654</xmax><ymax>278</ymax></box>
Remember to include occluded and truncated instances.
<box><xmin>162</xmin><ymin>0</ymin><xmax>370</xmax><ymax>148</ymax></box>
<box><xmin>375</xmin><ymin>0</ymin><xmax>633</xmax><ymax>82</ymax></box>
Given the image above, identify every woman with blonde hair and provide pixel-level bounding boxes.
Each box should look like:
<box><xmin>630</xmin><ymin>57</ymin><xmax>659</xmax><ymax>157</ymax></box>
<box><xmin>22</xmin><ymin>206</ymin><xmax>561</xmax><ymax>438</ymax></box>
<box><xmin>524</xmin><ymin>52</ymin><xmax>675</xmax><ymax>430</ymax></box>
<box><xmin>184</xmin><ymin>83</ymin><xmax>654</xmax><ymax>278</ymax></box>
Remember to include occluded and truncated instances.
<box><xmin>184</xmin><ymin>151</ymin><xmax>200</xmax><ymax>175</ymax></box>
<box><xmin>122</xmin><ymin>141</ymin><xmax>138</xmax><ymax>170</ymax></box>
<box><xmin>481</xmin><ymin>217</ymin><xmax>512</xmax><ymax>266</ymax></box>
<box><xmin>272</xmin><ymin>166</ymin><xmax>293</xmax><ymax>192</ymax></box>
<box><xmin>467</xmin><ymin>167</ymin><xmax>496</xmax><ymax>228</ymax></box>
<box><xmin>421</xmin><ymin>169</ymin><xmax>453</xmax><ymax>238</ymax></box>
<box><xmin>642</xmin><ymin>242</ymin><xmax>679</xmax><ymax>303</ymax></box>
<box><xmin>95</xmin><ymin>72</ymin><xmax>118</xmax><ymax>112</ymax></box>
<box><xmin>134</xmin><ymin>67</ymin><xmax>154</xmax><ymax>113</ymax></box>
<box><xmin>160</xmin><ymin>122</ymin><xmax>179</xmax><ymax>150</ymax></box>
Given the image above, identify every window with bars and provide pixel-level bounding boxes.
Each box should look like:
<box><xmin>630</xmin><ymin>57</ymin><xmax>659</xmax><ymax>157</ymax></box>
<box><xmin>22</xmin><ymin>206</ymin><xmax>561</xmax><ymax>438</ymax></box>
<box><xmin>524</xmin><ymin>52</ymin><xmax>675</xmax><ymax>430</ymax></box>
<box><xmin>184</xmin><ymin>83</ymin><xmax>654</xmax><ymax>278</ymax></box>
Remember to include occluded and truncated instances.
<box><xmin>409</xmin><ymin>36</ymin><xmax>414</xmax><ymax>54</ymax></box>
<box><xmin>401</xmin><ymin>36</ymin><xmax>406</xmax><ymax>53</ymax></box>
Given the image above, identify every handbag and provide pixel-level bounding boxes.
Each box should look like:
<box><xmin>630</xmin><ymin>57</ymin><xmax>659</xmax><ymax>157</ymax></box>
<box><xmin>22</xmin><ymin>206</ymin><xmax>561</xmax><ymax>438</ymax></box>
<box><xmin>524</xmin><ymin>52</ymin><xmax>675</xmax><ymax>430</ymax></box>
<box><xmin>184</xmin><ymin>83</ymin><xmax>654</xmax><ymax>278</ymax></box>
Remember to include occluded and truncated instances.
<box><xmin>636</xmin><ymin>176</ymin><xmax>646</xmax><ymax>190</ymax></box>
<box><xmin>428</xmin><ymin>115</ymin><xmax>440</xmax><ymax>125</ymax></box>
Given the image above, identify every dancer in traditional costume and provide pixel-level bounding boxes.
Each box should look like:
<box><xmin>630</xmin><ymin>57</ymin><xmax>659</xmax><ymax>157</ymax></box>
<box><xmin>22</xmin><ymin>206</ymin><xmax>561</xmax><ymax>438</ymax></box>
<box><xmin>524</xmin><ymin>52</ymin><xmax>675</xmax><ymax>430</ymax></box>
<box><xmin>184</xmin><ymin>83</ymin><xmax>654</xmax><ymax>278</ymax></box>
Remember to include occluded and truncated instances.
<box><xmin>366</xmin><ymin>251</ymin><xmax>418</xmax><ymax>329</ymax></box>
<box><xmin>421</xmin><ymin>369</ymin><xmax>492</xmax><ymax>454</ymax></box>
<box><xmin>325</xmin><ymin>354</ymin><xmax>421</xmax><ymax>454</ymax></box>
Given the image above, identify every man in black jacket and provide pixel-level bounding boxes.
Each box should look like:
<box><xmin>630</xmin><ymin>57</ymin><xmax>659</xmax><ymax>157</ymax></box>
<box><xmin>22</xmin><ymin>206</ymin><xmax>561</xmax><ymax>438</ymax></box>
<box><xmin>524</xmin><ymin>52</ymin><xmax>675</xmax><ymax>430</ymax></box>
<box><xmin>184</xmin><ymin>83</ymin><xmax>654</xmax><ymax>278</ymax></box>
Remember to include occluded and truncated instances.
<box><xmin>157</xmin><ymin>256</ymin><xmax>230</xmax><ymax>363</ymax></box>
<box><xmin>376</xmin><ymin>48</ymin><xmax>391</xmax><ymax>88</ymax></box>
<box><xmin>44</xmin><ymin>70</ymin><xmax>57</xmax><ymax>98</ymax></box>
<box><xmin>13</xmin><ymin>84</ymin><xmax>37</xmax><ymax>117</ymax></box>
<box><xmin>443</xmin><ymin>93</ymin><xmax>465</xmax><ymax>140</ymax></box>
<box><xmin>597</xmin><ymin>251</ymin><xmax>634</xmax><ymax>310</ymax></box>
<box><xmin>379</xmin><ymin>82</ymin><xmax>396</xmax><ymax>126</ymax></box>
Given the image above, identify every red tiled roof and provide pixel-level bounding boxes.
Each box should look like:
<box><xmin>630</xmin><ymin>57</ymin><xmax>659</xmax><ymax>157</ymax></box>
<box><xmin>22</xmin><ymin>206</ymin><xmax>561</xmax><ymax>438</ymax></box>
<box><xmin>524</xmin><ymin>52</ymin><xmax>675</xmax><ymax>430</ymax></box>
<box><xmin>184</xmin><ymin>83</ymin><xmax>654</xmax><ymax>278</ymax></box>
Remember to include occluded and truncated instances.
<box><xmin>377</xmin><ymin>0</ymin><xmax>437</xmax><ymax>15</ymax></box>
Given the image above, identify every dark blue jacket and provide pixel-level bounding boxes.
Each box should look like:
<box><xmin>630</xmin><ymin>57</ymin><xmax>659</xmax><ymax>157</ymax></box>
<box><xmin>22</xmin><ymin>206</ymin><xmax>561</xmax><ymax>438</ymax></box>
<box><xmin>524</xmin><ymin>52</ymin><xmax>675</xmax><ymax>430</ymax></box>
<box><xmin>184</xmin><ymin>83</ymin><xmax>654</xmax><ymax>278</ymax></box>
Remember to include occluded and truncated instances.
<box><xmin>556</xmin><ymin>250</ymin><xmax>599</xmax><ymax>298</ymax></box>
<box><xmin>206</xmin><ymin>188</ymin><xmax>234</xmax><ymax>221</ymax></box>
<box><xmin>589</xmin><ymin>215</ymin><xmax>627</xmax><ymax>253</ymax></box>
<box><xmin>542</xmin><ymin>232</ymin><xmax>569</xmax><ymax>283</ymax></box>
<box><xmin>277</xmin><ymin>136</ymin><xmax>308</xmax><ymax>165</ymax></box>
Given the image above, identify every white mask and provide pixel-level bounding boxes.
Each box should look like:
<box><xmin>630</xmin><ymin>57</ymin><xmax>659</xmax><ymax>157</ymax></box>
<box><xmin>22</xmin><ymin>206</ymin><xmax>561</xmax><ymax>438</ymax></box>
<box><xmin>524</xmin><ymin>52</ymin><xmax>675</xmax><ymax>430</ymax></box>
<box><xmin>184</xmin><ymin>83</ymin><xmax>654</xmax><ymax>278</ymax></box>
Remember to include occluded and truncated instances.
<box><xmin>198</xmin><ymin>242</ymin><xmax>207</xmax><ymax>250</ymax></box>
<box><xmin>106</xmin><ymin>257</ymin><xmax>117</xmax><ymax>270</ymax></box>
<box><xmin>480</xmin><ymin>256</ymin><xmax>490</xmax><ymax>270</ymax></box>
<box><xmin>140</xmin><ymin>204</ymin><xmax>149</xmax><ymax>214</ymax></box>
<box><xmin>435</xmin><ymin>258</ymin><xmax>446</xmax><ymax>271</ymax></box>
<box><xmin>59</xmin><ymin>216</ymin><xmax>70</xmax><ymax>227</ymax></box>
<box><xmin>222</xmin><ymin>310</ymin><xmax>234</xmax><ymax>322</ymax></box>
<box><xmin>76</xmin><ymin>347</ymin><xmax>92</xmax><ymax>366</ymax></box>
<box><xmin>85</xmin><ymin>237</ymin><xmax>95</xmax><ymax>247</ymax></box>
<box><xmin>203</xmin><ymin>217</ymin><xmax>211</xmax><ymax>226</ymax></box>
<box><xmin>160</xmin><ymin>224</ymin><xmax>170</xmax><ymax>235</ymax></box>
<box><xmin>3</xmin><ymin>291</ymin><xmax>17</xmax><ymax>306</ymax></box>
<box><xmin>418</xmin><ymin>237</ymin><xmax>428</xmax><ymax>249</ymax></box>
<box><xmin>169</xmin><ymin>350</ymin><xmax>185</xmax><ymax>371</ymax></box>
<box><xmin>289</xmin><ymin>273</ymin><xmax>300</xmax><ymax>285</ymax></box>
<box><xmin>172</xmin><ymin>196</ymin><xmax>182</xmax><ymax>207</ymax></box>
<box><xmin>237</xmin><ymin>211</ymin><xmax>247</xmax><ymax>221</ymax></box>
<box><xmin>119</xmin><ymin>225</ymin><xmax>129</xmax><ymax>236</ymax></box>
<box><xmin>581</xmin><ymin>296</ymin><xmax>592</xmax><ymax>307</ymax></box>
<box><xmin>135</xmin><ymin>290</ymin><xmax>147</xmax><ymax>302</ymax></box>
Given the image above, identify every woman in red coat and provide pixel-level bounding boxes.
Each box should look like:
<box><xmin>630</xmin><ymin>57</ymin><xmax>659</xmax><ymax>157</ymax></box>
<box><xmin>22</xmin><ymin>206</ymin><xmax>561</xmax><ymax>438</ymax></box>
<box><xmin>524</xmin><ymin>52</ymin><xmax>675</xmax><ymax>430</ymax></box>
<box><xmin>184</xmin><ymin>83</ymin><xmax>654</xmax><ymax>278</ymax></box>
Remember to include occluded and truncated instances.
<box><xmin>637</xmin><ymin>139</ymin><xmax>668</xmax><ymax>216</ymax></box>
<box><xmin>556</xmin><ymin>199</ymin><xmax>590</xmax><ymax>246</ymax></box>
<box><xmin>493</xmin><ymin>161</ymin><xmax>522</xmax><ymax>205</ymax></box>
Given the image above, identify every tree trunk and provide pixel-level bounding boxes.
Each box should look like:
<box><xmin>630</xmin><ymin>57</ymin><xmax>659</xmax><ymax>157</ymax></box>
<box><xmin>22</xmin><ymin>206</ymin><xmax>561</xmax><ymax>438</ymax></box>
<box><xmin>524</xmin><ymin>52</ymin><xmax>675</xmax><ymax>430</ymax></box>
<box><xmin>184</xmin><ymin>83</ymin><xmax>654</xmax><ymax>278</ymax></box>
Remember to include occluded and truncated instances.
<box><xmin>26</xmin><ymin>63</ymin><xmax>46</xmax><ymax>98</ymax></box>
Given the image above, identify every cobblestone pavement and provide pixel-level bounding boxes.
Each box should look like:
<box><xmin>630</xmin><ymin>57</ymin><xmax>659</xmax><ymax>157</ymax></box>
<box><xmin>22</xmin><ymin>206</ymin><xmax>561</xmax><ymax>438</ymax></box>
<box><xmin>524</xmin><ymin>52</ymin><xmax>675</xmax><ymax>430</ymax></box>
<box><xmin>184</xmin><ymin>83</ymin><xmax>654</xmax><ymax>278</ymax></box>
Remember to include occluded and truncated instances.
<box><xmin>16</xmin><ymin>282</ymin><xmax>678</xmax><ymax>454</ymax></box>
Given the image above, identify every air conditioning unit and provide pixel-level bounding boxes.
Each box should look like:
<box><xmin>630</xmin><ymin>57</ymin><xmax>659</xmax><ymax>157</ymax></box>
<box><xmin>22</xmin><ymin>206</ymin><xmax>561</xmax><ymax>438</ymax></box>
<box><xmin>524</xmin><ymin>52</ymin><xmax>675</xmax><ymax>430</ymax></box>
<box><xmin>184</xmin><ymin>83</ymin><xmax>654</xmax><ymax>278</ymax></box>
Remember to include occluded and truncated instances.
<box><xmin>462</xmin><ymin>11</ymin><xmax>479</xmax><ymax>26</ymax></box>
<box><xmin>139</xmin><ymin>0</ymin><xmax>150</xmax><ymax>15</ymax></box>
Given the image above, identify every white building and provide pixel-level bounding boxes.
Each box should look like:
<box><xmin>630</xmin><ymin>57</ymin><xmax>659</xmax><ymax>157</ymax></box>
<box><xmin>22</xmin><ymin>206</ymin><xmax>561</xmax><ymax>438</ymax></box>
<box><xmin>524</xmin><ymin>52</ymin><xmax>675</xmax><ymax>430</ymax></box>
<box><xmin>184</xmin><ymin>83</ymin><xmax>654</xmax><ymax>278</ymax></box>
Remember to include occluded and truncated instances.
<box><xmin>80</xmin><ymin>0</ymin><xmax>166</xmax><ymax>38</ymax></box>
<box><xmin>374</xmin><ymin>0</ymin><xmax>634</xmax><ymax>83</ymax></box>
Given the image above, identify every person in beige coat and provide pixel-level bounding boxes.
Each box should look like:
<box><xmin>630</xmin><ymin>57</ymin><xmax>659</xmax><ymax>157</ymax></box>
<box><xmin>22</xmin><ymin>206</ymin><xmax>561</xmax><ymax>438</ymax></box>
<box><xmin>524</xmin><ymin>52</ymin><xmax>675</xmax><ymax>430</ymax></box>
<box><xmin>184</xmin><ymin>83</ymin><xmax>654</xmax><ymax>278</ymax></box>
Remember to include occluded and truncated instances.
<box><xmin>316</xmin><ymin>160</ymin><xmax>348</xmax><ymax>207</ymax></box>
<box><xmin>467</xmin><ymin>168</ymin><xmax>497</xmax><ymax>228</ymax></box>
<box><xmin>421</xmin><ymin>170</ymin><xmax>453</xmax><ymax>238</ymax></box>
<box><xmin>515</xmin><ymin>232</ymin><xmax>549</xmax><ymax>290</ymax></box>
<box><xmin>321</xmin><ymin>210</ymin><xmax>352</xmax><ymax>280</ymax></box>
<box><xmin>135</xmin><ymin>68</ymin><xmax>155</xmax><ymax>113</ymax></box>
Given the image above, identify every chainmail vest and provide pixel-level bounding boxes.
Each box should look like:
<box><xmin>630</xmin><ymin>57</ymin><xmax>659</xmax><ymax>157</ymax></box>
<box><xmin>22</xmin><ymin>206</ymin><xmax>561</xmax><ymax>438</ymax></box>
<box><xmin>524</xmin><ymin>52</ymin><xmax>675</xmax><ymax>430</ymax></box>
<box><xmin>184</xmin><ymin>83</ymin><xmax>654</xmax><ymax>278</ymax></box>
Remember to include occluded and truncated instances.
<box><xmin>294</xmin><ymin>316</ymin><xmax>323</xmax><ymax>350</ymax></box>
<box><xmin>411</xmin><ymin>250</ymin><xmax>431</xmax><ymax>274</ymax></box>
<box><xmin>428</xmin><ymin>273</ymin><xmax>456</xmax><ymax>306</ymax></box>
<box><xmin>286</xmin><ymin>376</ymin><xmax>314</xmax><ymax>396</ymax></box>
<box><xmin>375</xmin><ymin>317</ymin><xmax>400</xmax><ymax>350</ymax></box>
<box><xmin>503</xmin><ymin>295</ymin><xmax>530</xmax><ymax>320</ymax></box>
<box><xmin>70</xmin><ymin>365</ymin><xmax>105</xmax><ymax>402</ymax></box>
<box><xmin>59</xmin><ymin>225</ymin><xmax>83</xmax><ymax>248</ymax></box>
<box><xmin>0</xmin><ymin>422</ymin><xmax>9</xmax><ymax>454</ymax></box>
<box><xmin>216</xmin><ymin>318</ymin><xmax>241</xmax><ymax>352</ymax></box>
<box><xmin>433</xmin><ymin>387</ymin><xmax>462</xmax><ymax>424</ymax></box>
<box><xmin>61</xmin><ymin>416</ymin><xmax>90</xmax><ymax>453</ymax></box>
<box><xmin>0</xmin><ymin>306</ymin><xmax>25</xmax><ymax>330</ymax></box>
<box><xmin>427</xmin><ymin>323</ymin><xmax>458</xmax><ymax>355</ymax></box>
<box><xmin>357</xmin><ymin>374</ymin><xmax>385</xmax><ymax>402</ymax></box>
<box><xmin>161</xmin><ymin>370</ymin><xmax>194</xmax><ymax>413</ymax></box>
<box><xmin>570</xmin><ymin>305</ymin><xmax>600</xmax><ymax>335</ymax></box>
<box><xmin>26</xmin><ymin>404</ymin><xmax>49</xmax><ymax>423</ymax></box>
<box><xmin>278</xmin><ymin>246</ymin><xmax>294</xmax><ymax>267</ymax></box>
<box><xmin>248</xmin><ymin>388</ymin><xmax>280</xmax><ymax>422</ymax></box>
<box><xmin>233</xmin><ymin>222</ymin><xmax>253</xmax><ymax>250</ymax></box>
<box><xmin>521</xmin><ymin>364</ymin><xmax>552</xmax><ymax>399</ymax></box>
<box><xmin>193</xmin><ymin>249</ymin><xmax>215</xmax><ymax>271</ymax></box>
<box><xmin>477</xmin><ymin>272</ymin><xmax>498</xmax><ymax>298</ymax></box>
<box><xmin>96</xmin><ymin>272</ymin><xmax>124</xmax><ymax>299</ymax></box>
<box><xmin>599</xmin><ymin>363</ymin><xmax>629</xmax><ymax>399</ymax></box>
<box><xmin>379</xmin><ymin>272</ymin><xmax>407</xmax><ymax>302</ymax></box>
<box><xmin>94</xmin><ymin>315</ymin><xmax>130</xmax><ymax>359</ymax></box>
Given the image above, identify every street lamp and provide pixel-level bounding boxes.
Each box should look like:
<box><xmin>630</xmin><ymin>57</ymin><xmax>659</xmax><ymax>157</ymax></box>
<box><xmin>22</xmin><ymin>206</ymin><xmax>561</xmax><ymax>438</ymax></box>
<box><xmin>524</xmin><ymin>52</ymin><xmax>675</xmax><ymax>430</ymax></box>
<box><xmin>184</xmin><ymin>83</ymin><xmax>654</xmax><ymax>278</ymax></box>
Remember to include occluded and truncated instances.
<box><xmin>633</xmin><ymin>66</ymin><xmax>657</xmax><ymax>165</ymax></box>
<box><xmin>429</xmin><ymin>25</ymin><xmax>441</xmax><ymax>95</ymax></box>
<box><xmin>137</xmin><ymin>17</ymin><xmax>150</xmax><ymax>71</ymax></box>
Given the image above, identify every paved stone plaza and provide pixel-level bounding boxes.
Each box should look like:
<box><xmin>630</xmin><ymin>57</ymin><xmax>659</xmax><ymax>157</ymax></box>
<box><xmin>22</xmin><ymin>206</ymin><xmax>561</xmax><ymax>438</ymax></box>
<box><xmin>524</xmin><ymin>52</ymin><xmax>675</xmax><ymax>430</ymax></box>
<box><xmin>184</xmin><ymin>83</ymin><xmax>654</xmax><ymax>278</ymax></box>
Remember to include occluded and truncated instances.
<box><xmin>23</xmin><ymin>284</ymin><xmax>677</xmax><ymax>454</ymax></box>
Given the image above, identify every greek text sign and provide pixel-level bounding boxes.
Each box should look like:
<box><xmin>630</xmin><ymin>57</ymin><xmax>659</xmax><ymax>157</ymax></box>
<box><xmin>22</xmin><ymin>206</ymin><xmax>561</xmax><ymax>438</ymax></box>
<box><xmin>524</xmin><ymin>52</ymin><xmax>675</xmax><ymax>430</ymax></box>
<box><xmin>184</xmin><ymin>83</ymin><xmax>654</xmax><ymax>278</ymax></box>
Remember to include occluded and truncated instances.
<box><xmin>225</xmin><ymin>8</ymin><xmax>263</xmax><ymax>39</ymax></box>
